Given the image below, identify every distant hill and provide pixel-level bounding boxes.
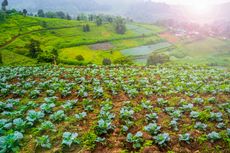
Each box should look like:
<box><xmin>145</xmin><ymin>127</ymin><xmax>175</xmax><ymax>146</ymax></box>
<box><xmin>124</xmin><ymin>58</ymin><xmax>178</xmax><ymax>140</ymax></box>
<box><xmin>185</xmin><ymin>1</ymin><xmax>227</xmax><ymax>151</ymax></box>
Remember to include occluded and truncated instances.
<box><xmin>7</xmin><ymin>0</ymin><xmax>230</xmax><ymax>23</ymax></box>
<box><xmin>9</xmin><ymin>0</ymin><xmax>106</xmax><ymax>13</ymax></box>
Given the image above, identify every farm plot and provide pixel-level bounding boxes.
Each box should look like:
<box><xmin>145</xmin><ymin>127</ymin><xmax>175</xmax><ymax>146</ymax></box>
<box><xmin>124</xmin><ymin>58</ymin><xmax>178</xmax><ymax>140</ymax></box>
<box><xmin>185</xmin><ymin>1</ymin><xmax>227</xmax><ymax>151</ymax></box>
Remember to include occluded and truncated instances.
<box><xmin>127</xmin><ymin>24</ymin><xmax>153</xmax><ymax>35</ymax></box>
<box><xmin>121</xmin><ymin>42</ymin><xmax>172</xmax><ymax>56</ymax></box>
<box><xmin>0</xmin><ymin>65</ymin><xmax>229</xmax><ymax>153</ymax></box>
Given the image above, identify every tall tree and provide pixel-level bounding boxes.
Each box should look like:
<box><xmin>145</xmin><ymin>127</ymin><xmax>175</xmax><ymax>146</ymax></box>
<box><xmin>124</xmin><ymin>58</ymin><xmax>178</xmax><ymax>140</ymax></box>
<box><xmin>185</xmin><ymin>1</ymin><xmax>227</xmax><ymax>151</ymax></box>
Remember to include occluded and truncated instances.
<box><xmin>37</xmin><ymin>9</ymin><xmax>45</xmax><ymax>17</ymax></box>
<box><xmin>51</xmin><ymin>48</ymin><xmax>58</xmax><ymax>65</ymax></box>
<box><xmin>28</xmin><ymin>39</ymin><xmax>42</xmax><ymax>58</ymax></box>
<box><xmin>22</xmin><ymin>9</ymin><xmax>27</xmax><ymax>16</ymax></box>
<box><xmin>56</xmin><ymin>11</ymin><xmax>65</xmax><ymax>19</ymax></box>
<box><xmin>114</xmin><ymin>17</ymin><xmax>126</xmax><ymax>34</ymax></box>
<box><xmin>1</xmin><ymin>0</ymin><xmax>8</xmax><ymax>11</ymax></box>
<box><xmin>66</xmin><ymin>14</ymin><xmax>71</xmax><ymax>20</ymax></box>
<box><xmin>96</xmin><ymin>16</ymin><xmax>102</xmax><ymax>26</ymax></box>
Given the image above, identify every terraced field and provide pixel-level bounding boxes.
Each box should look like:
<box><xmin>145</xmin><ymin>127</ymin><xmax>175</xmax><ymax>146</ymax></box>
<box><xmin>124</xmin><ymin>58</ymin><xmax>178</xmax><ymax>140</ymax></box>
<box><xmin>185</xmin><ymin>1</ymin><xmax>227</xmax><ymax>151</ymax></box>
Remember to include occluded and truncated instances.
<box><xmin>0</xmin><ymin>14</ymin><xmax>165</xmax><ymax>66</ymax></box>
<box><xmin>121</xmin><ymin>42</ymin><xmax>172</xmax><ymax>64</ymax></box>
<box><xmin>0</xmin><ymin>65</ymin><xmax>229</xmax><ymax>153</ymax></box>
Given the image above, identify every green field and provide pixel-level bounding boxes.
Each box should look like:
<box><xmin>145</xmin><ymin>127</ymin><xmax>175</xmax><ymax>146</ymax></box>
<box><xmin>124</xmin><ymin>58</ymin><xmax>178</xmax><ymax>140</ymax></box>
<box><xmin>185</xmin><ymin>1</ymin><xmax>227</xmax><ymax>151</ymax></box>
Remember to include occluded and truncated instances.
<box><xmin>1</xmin><ymin>14</ymin><xmax>230</xmax><ymax>68</ymax></box>
<box><xmin>168</xmin><ymin>37</ymin><xmax>230</xmax><ymax>67</ymax></box>
<box><xmin>0</xmin><ymin>14</ymin><xmax>165</xmax><ymax>65</ymax></box>
<box><xmin>0</xmin><ymin>65</ymin><xmax>229</xmax><ymax>152</ymax></box>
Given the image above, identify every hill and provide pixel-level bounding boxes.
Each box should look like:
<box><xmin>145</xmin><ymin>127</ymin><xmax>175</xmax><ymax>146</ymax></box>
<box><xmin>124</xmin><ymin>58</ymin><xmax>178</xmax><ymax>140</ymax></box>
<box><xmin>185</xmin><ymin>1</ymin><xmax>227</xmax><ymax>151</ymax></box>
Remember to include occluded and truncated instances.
<box><xmin>0</xmin><ymin>14</ymin><xmax>165</xmax><ymax>65</ymax></box>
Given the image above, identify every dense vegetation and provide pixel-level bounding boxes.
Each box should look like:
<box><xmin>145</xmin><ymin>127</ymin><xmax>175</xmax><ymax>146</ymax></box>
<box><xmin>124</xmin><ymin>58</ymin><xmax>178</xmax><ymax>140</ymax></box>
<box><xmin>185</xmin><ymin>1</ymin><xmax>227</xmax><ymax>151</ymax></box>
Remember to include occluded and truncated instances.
<box><xmin>0</xmin><ymin>65</ymin><xmax>229</xmax><ymax>152</ymax></box>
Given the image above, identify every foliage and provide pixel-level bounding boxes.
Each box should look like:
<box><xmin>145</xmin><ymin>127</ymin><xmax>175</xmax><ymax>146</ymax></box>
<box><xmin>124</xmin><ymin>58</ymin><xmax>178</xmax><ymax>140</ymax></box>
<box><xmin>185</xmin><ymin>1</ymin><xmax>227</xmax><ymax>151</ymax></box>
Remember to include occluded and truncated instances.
<box><xmin>179</xmin><ymin>133</ymin><xmax>191</xmax><ymax>144</ymax></box>
<box><xmin>114</xmin><ymin>56</ymin><xmax>133</xmax><ymax>65</ymax></box>
<box><xmin>75</xmin><ymin>112</ymin><xmax>87</xmax><ymax>120</ymax></box>
<box><xmin>114</xmin><ymin>17</ymin><xmax>126</xmax><ymax>34</ymax></box>
<box><xmin>95</xmin><ymin>119</ymin><xmax>114</xmax><ymax>135</ymax></box>
<box><xmin>154</xmin><ymin>133</ymin><xmax>170</xmax><ymax>147</ymax></box>
<box><xmin>36</xmin><ymin>135</ymin><xmax>51</xmax><ymax>149</ymax></box>
<box><xmin>126</xmin><ymin>132</ymin><xmax>143</xmax><ymax>149</ymax></box>
<box><xmin>144</xmin><ymin>123</ymin><xmax>161</xmax><ymax>135</ymax></box>
<box><xmin>75</xmin><ymin>55</ymin><xmax>84</xmax><ymax>61</ymax></box>
<box><xmin>38</xmin><ymin>121</ymin><xmax>56</xmax><ymax>132</ymax></box>
<box><xmin>62</xmin><ymin>132</ymin><xmax>80</xmax><ymax>147</ymax></box>
<box><xmin>102</xmin><ymin>58</ymin><xmax>112</xmax><ymax>65</ymax></box>
<box><xmin>194</xmin><ymin>122</ymin><xmax>207</xmax><ymax>131</ymax></box>
<box><xmin>207</xmin><ymin>132</ymin><xmax>221</xmax><ymax>142</ymax></box>
<box><xmin>50</xmin><ymin>110</ymin><xmax>66</xmax><ymax>122</ymax></box>
<box><xmin>147</xmin><ymin>53</ymin><xmax>170</xmax><ymax>66</ymax></box>
<box><xmin>28</xmin><ymin>39</ymin><xmax>42</xmax><ymax>58</ymax></box>
<box><xmin>0</xmin><ymin>51</ymin><xmax>2</xmax><ymax>64</ymax></box>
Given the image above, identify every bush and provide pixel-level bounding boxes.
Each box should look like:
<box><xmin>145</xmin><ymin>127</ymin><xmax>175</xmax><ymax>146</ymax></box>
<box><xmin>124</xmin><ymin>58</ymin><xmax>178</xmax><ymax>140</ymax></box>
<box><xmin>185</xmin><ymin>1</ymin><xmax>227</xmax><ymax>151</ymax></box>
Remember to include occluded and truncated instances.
<box><xmin>147</xmin><ymin>53</ymin><xmax>170</xmax><ymax>66</ymax></box>
<box><xmin>75</xmin><ymin>55</ymin><xmax>84</xmax><ymax>61</ymax></box>
<box><xmin>37</xmin><ymin>51</ymin><xmax>54</xmax><ymax>63</ymax></box>
<box><xmin>114</xmin><ymin>56</ymin><xmax>133</xmax><ymax>65</ymax></box>
<box><xmin>102</xmin><ymin>58</ymin><xmax>111</xmax><ymax>65</ymax></box>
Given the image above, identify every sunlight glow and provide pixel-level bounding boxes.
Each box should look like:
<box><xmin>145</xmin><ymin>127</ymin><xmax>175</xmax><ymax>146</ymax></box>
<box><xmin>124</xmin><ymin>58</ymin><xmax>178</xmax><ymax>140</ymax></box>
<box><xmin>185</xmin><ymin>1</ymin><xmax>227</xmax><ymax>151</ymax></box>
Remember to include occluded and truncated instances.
<box><xmin>187</xmin><ymin>1</ymin><xmax>213</xmax><ymax>15</ymax></box>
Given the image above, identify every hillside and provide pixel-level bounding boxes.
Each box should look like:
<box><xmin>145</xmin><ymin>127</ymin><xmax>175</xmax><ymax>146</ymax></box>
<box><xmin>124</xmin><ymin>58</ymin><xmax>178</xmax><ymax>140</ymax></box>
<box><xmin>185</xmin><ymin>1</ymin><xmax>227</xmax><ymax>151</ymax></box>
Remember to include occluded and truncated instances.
<box><xmin>8</xmin><ymin>0</ymin><xmax>230</xmax><ymax>23</ymax></box>
<box><xmin>0</xmin><ymin>14</ymin><xmax>165</xmax><ymax>65</ymax></box>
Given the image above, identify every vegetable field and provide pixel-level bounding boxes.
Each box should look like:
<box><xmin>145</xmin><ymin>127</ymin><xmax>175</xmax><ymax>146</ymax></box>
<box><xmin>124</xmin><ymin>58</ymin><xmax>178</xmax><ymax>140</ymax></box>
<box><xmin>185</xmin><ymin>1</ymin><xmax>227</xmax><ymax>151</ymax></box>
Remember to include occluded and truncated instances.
<box><xmin>0</xmin><ymin>65</ymin><xmax>229</xmax><ymax>153</ymax></box>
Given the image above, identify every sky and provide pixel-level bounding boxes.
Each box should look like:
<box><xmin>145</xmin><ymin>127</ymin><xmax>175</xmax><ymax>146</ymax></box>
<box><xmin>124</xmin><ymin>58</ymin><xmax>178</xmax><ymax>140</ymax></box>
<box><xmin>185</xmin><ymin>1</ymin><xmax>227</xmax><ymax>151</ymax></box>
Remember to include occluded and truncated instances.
<box><xmin>152</xmin><ymin>0</ymin><xmax>230</xmax><ymax>5</ymax></box>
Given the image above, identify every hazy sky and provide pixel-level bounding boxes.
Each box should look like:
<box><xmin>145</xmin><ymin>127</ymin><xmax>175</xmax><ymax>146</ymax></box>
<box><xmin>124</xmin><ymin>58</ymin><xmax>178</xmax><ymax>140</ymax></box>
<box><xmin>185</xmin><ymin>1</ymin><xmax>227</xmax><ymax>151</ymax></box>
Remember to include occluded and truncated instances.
<box><xmin>152</xmin><ymin>0</ymin><xmax>230</xmax><ymax>5</ymax></box>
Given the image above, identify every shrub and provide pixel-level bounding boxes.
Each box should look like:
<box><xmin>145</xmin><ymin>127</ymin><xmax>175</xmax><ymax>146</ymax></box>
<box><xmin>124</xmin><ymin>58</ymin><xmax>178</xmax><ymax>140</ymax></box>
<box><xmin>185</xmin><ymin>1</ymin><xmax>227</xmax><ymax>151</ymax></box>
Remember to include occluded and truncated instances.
<box><xmin>102</xmin><ymin>58</ymin><xmax>112</xmax><ymax>65</ymax></box>
<box><xmin>114</xmin><ymin>56</ymin><xmax>133</xmax><ymax>65</ymax></box>
<box><xmin>147</xmin><ymin>53</ymin><xmax>170</xmax><ymax>66</ymax></box>
<box><xmin>75</xmin><ymin>55</ymin><xmax>84</xmax><ymax>61</ymax></box>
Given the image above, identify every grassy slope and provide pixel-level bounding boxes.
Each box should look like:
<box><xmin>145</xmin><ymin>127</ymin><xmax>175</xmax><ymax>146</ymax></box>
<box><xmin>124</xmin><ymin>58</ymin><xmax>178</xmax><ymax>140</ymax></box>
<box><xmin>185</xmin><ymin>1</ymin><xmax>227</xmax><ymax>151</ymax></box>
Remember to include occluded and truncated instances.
<box><xmin>168</xmin><ymin>37</ymin><xmax>230</xmax><ymax>67</ymax></box>
<box><xmin>0</xmin><ymin>14</ymin><xmax>165</xmax><ymax>65</ymax></box>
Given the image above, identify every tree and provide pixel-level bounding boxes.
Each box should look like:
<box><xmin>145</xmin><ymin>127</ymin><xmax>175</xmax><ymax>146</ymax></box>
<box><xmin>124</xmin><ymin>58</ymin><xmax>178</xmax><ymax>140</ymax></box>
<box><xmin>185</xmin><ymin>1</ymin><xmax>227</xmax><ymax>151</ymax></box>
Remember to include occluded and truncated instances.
<box><xmin>51</xmin><ymin>48</ymin><xmax>58</xmax><ymax>65</ymax></box>
<box><xmin>28</xmin><ymin>39</ymin><xmax>42</xmax><ymax>58</ymax></box>
<box><xmin>22</xmin><ymin>9</ymin><xmax>27</xmax><ymax>16</ymax></box>
<box><xmin>0</xmin><ymin>51</ymin><xmax>3</xmax><ymax>64</ymax></box>
<box><xmin>83</xmin><ymin>24</ymin><xmax>90</xmax><ymax>32</ymax></box>
<box><xmin>114</xmin><ymin>56</ymin><xmax>133</xmax><ymax>65</ymax></box>
<box><xmin>1</xmin><ymin>0</ymin><xmax>8</xmax><ymax>11</ymax></box>
<box><xmin>114</xmin><ymin>18</ymin><xmax>126</xmax><ymax>34</ymax></box>
<box><xmin>96</xmin><ymin>16</ymin><xmax>102</xmax><ymax>26</ymax></box>
<box><xmin>45</xmin><ymin>11</ymin><xmax>56</xmax><ymax>18</ymax></box>
<box><xmin>146</xmin><ymin>53</ymin><xmax>170</xmax><ymax>66</ymax></box>
<box><xmin>75</xmin><ymin>55</ymin><xmax>84</xmax><ymax>61</ymax></box>
<box><xmin>0</xmin><ymin>10</ymin><xmax>6</xmax><ymax>21</ymax></box>
<box><xmin>37</xmin><ymin>9</ymin><xmax>45</xmax><ymax>17</ymax></box>
<box><xmin>102</xmin><ymin>58</ymin><xmax>112</xmax><ymax>65</ymax></box>
<box><xmin>66</xmin><ymin>14</ymin><xmax>71</xmax><ymax>20</ymax></box>
<box><xmin>56</xmin><ymin>11</ymin><xmax>65</xmax><ymax>19</ymax></box>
